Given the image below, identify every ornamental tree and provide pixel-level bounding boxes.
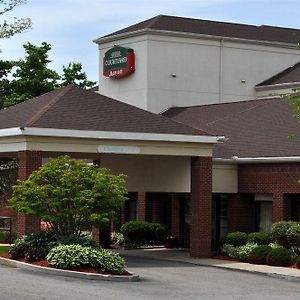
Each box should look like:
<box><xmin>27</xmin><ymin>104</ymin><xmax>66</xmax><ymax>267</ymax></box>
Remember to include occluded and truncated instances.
<box><xmin>9</xmin><ymin>156</ymin><xmax>127</xmax><ymax>237</ymax></box>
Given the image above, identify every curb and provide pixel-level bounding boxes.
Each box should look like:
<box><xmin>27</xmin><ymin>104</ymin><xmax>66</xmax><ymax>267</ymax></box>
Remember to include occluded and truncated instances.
<box><xmin>0</xmin><ymin>257</ymin><xmax>139</xmax><ymax>282</ymax></box>
<box><xmin>121</xmin><ymin>252</ymin><xmax>300</xmax><ymax>282</ymax></box>
<box><xmin>203</xmin><ymin>263</ymin><xmax>300</xmax><ymax>282</ymax></box>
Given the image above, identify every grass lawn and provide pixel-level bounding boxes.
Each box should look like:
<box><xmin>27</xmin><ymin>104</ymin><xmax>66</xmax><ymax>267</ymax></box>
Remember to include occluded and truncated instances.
<box><xmin>0</xmin><ymin>246</ymin><xmax>11</xmax><ymax>255</ymax></box>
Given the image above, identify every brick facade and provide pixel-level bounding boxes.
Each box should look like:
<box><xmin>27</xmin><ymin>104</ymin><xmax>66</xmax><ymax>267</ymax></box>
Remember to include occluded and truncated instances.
<box><xmin>190</xmin><ymin>156</ymin><xmax>212</xmax><ymax>258</ymax></box>
<box><xmin>239</xmin><ymin>163</ymin><xmax>300</xmax><ymax>224</ymax></box>
<box><xmin>16</xmin><ymin>150</ymin><xmax>43</xmax><ymax>237</ymax></box>
<box><xmin>136</xmin><ymin>192</ymin><xmax>147</xmax><ymax>221</ymax></box>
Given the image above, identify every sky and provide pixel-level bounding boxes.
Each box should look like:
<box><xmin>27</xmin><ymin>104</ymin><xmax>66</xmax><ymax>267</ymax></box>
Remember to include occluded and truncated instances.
<box><xmin>1</xmin><ymin>0</ymin><xmax>300</xmax><ymax>83</ymax></box>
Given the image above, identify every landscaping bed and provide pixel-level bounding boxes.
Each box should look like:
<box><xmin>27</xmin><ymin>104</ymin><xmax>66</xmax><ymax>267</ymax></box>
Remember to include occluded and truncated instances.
<box><xmin>0</xmin><ymin>253</ymin><xmax>132</xmax><ymax>276</ymax></box>
<box><xmin>218</xmin><ymin>222</ymin><xmax>300</xmax><ymax>270</ymax></box>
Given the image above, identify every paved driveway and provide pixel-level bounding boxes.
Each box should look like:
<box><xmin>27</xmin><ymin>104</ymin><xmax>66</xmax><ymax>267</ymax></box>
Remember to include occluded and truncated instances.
<box><xmin>0</xmin><ymin>255</ymin><xmax>299</xmax><ymax>300</ymax></box>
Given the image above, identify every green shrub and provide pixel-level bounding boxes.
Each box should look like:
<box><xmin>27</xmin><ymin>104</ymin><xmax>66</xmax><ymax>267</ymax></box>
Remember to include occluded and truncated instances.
<box><xmin>223</xmin><ymin>232</ymin><xmax>248</xmax><ymax>246</ymax></box>
<box><xmin>10</xmin><ymin>230</ymin><xmax>58</xmax><ymax>260</ymax></box>
<box><xmin>111</xmin><ymin>232</ymin><xmax>124</xmax><ymax>245</ymax></box>
<box><xmin>24</xmin><ymin>246</ymin><xmax>46</xmax><ymax>262</ymax></box>
<box><xmin>222</xmin><ymin>244</ymin><xmax>238</xmax><ymax>258</ymax></box>
<box><xmin>121</xmin><ymin>221</ymin><xmax>167</xmax><ymax>246</ymax></box>
<box><xmin>266</xmin><ymin>247</ymin><xmax>291</xmax><ymax>267</ymax></box>
<box><xmin>94</xmin><ymin>249</ymin><xmax>125</xmax><ymax>274</ymax></box>
<box><xmin>222</xmin><ymin>243</ymin><xmax>257</xmax><ymax>261</ymax></box>
<box><xmin>9</xmin><ymin>240</ymin><xmax>31</xmax><ymax>259</ymax></box>
<box><xmin>47</xmin><ymin>244</ymin><xmax>91</xmax><ymax>269</ymax></box>
<box><xmin>47</xmin><ymin>244</ymin><xmax>125</xmax><ymax>274</ymax></box>
<box><xmin>247</xmin><ymin>232</ymin><xmax>272</xmax><ymax>245</ymax></box>
<box><xmin>272</xmin><ymin>221</ymin><xmax>296</xmax><ymax>247</ymax></box>
<box><xmin>290</xmin><ymin>247</ymin><xmax>300</xmax><ymax>258</ymax></box>
<box><xmin>248</xmin><ymin>245</ymin><xmax>272</xmax><ymax>265</ymax></box>
<box><xmin>49</xmin><ymin>234</ymin><xmax>99</xmax><ymax>249</ymax></box>
<box><xmin>287</xmin><ymin>223</ymin><xmax>300</xmax><ymax>247</ymax></box>
<box><xmin>148</xmin><ymin>223</ymin><xmax>167</xmax><ymax>245</ymax></box>
<box><xmin>24</xmin><ymin>231</ymin><xmax>57</xmax><ymax>250</ymax></box>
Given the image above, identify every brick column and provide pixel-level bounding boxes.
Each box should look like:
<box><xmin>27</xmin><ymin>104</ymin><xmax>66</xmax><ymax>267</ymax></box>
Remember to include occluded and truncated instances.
<box><xmin>171</xmin><ymin>193</ymin><xmax>182</xmax><ymax>247</ymax></box>
<box><xmin>273</xmin><ymin>193</ymin><xmax>291</xmax><ymax>222</ymax></box>
<box><xmin>136</xmin><ymin>192</ymin><xmax>147</xmax><ymax>221</ymax></box>
<box><xmin>16</xmin><ymin>151</ymin><xmax>42</xmax><ymax>237</ymax></box>
<box><xmin>190</xmin><ymin>156</ymin><xmax>212</xmax><ymax>258</ymax></box>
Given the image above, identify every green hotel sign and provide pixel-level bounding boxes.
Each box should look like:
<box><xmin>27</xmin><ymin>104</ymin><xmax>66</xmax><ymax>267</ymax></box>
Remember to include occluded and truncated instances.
<box><xmin>103</xmin><ymin>46</ymin><xmax>135</xmax><ymax>79</ymax></box>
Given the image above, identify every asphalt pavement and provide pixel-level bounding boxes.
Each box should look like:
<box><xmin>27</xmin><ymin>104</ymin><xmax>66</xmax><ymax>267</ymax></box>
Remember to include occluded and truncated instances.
<box><xmin>0</xmin><ymin>255</ymin><xmax>299</xmax><ymax>300</ymax></box>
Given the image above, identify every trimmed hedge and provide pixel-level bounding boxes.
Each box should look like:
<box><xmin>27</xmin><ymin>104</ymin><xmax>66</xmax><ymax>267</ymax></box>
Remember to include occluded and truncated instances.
<box><xmin>266</xmin><ymin>247</ymin><xmax>291</xmax><ymax>267</ymax></box>
<box><xmin>247</xmin><ymin>232</ymin><xmax>272</xmax><ymax>245</ymax></box>
<box><xmin>120</xmin><ymin>221</ymin><xmax>167</xmax><ymax>246</ymax></box>
<box><xmin>272</xmin><ymin>221</ymin><xmax>296</xmax><ymax>247</ymax></box>
<box><xmin>287</xmin><ymin>223</ymin><xmax>300</xmax><ymax>247</ymax></box>
<box><xmin>222</xmin><ymin>232</ymin><xmax>248</xmax><ymax>247</ymax></box>
<box><xmin>248</xmin><ymin>245</ymin><xmax>272</xmax><ymax>265</ymax></box>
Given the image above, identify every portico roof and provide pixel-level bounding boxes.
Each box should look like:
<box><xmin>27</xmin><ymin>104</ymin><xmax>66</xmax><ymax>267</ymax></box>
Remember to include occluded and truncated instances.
<box><xmin>0</xmin><ymin>85</ymin><xmax>222</xmax><ymax>157</ymax></box>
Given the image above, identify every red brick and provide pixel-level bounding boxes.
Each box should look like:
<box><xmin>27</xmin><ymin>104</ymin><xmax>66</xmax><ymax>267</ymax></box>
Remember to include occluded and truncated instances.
<box><xmin>16</xmin><ymin>151</ymin><xmax>42</xmax><ymax>237</ymax></box>
<box><xmin>136</xmin><ymin>192</ymin><xmax>147</xmax><ymax>221</ymax></box>
<box><xmin>190</xmin><ymin>156</ymin><xmax>212</xmax><ymax>258</ymax></box>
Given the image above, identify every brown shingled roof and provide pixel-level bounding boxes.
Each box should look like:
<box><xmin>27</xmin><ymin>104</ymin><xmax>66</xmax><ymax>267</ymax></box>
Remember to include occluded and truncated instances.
<box><xmin>99</xmin><ymin>15</ymin><xmax>300</xmax><ymax>45</ymax></box>
<box><xmin>163</xmin><ymin>98</ymin><xmax>300</xmax><ymax>158</ymax></box>
<box><xmin>257</xmin><ymin>63</ymin><xmax>300</xmax><ymax>86</ymax></box>
<box><xmin>0</xmin><ymin>85</ymin><xmax>208</xmax><ymax>136</ymax></box>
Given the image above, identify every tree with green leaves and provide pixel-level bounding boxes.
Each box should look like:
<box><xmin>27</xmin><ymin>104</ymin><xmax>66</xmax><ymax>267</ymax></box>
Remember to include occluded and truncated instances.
<box><xmin>0</xmin><ymin>0</ymin><xmax>31</xmax><ymax>39</ymax></box>
<box><xmin>61</xmin><ymin>62</ymin><xmax>96</xmax><ymax>88</ymax></box>
<box><xmin>0</xmin><ymin>42</ymin><xmax>96</xmax><ymax>108</ymax></box>
<box><xmin>9</xmin><ymin>156</ymin><xmax>128</xmax><ymax>237</ymax></box>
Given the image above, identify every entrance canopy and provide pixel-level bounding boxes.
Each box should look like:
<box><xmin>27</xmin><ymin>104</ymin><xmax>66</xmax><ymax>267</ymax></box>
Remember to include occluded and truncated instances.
<box><xmin>0</xmin><ymin>85</ymin><xmax>224</xmax><ymax>192</ymax></box>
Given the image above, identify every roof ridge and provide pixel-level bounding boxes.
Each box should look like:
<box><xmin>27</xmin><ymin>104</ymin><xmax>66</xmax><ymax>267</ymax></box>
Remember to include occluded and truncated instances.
<box><xmin>146</xmin><ymin>15</ymin><xmax>163</xmax><ymax>29</ymax></box>
<box><xmin>26</xmin><ymin>85</ymin><xmax>74</xmax><ymax>127</ymax></box>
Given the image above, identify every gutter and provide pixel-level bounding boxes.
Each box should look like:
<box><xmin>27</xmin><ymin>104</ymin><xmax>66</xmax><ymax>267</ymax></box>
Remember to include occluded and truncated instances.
<box><xmin>0</xmin><ymin>127</ymin><xmax>225</xmax><ymax>144</ymax></box>
<box><xmin>214</xmin><ymin>156</ymin><xmax>300</xmax><ymax>164</ymax></box>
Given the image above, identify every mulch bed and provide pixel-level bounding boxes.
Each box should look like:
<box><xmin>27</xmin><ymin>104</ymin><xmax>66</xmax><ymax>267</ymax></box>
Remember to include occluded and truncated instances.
<box><xmin>213</xmin><ymin>254</ymin><xmax>300</xmax><ymax>269</ymax></box>
<box><xmin>0</xmin><ymin>253</ymin><xmax>132</xmax><ymax>276</ymax></box>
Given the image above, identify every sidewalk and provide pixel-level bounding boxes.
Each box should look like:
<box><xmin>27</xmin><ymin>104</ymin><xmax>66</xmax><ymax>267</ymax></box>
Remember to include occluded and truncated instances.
<box><xmin>118</xmin><ymin>248</ymin><xmax>300</xmax><ymax>281</ymax></box>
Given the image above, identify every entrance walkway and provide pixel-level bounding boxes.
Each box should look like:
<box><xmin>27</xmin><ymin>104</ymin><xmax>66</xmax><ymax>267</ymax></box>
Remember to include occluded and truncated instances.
<box><xmin>118</xmin><ymin>248</ymin><xmax>300</xmax><ymax>281</ymax></box>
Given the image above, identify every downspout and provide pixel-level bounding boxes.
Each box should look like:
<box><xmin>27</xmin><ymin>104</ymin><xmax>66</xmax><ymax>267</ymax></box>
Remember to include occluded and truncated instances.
<box><xmin>219</xmin><ymin>39</ymin><xmax>224</xmax><ymax>104</ymax></box>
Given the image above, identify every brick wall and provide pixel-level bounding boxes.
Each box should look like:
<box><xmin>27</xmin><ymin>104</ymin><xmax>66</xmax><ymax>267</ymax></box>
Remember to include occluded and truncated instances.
<box><xmin>239</xmin><ymin>163</ymin><xmax>300</xmax><ymax>223</ymax></box>
<box><xmin>136</xmin><ymin>192</ymin><xmax>147</xmax><ymax>221</ymax></box>
<box><xmin>239</xmin><ymin>163</ymin><xmax>300</xmax><ymax>194</ymax></box>
<box><xmin>190</xmin><ymin>156</ymin><xmax>212</xmax><ymax>258</ymax></box>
